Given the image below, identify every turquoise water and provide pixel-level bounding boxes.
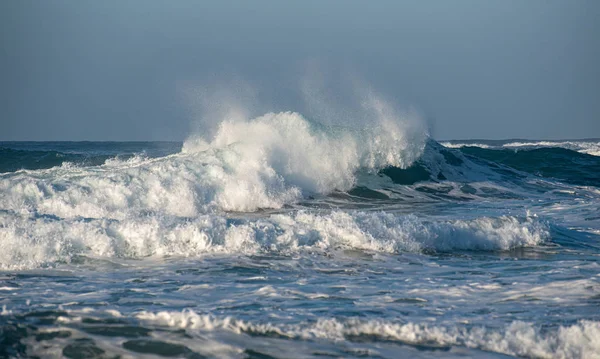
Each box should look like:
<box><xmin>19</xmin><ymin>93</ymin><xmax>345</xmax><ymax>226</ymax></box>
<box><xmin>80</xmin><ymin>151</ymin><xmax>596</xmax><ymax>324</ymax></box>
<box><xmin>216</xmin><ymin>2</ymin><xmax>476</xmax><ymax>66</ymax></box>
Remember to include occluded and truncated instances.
<box><xmin>1</xmin><ymin>124</ymin><xmax>599</xmax><ymax>358</ymax></box>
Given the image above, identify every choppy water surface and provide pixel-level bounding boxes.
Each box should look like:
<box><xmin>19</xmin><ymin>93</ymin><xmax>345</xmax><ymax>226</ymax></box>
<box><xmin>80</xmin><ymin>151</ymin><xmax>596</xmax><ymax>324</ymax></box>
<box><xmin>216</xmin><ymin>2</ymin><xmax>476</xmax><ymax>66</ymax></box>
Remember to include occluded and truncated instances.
<box><xmin>1</xmin><ymin>114</ymin><xmax>599</xmax><ymax>358</ymax></box>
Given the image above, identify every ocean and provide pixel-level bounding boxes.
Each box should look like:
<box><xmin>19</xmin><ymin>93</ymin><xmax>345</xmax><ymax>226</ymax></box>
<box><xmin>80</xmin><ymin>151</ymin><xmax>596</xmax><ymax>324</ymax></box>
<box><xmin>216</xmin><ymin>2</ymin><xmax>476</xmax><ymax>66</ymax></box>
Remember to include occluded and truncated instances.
<box><xmin>1</xmin><ymin>112</ymin><xmax>599</xmax><ymax>358</ymax></box>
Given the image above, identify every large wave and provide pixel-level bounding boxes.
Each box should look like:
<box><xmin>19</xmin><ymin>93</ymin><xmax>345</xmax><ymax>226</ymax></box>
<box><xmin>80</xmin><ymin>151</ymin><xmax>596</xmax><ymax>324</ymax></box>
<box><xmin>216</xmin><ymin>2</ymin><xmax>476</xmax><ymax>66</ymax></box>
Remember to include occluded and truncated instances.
<box><xmin>0</xmin><ymin>111</ymin><xmax>426</xmax><ymax>218</ymax></box>
<box><xmin>0</xmin><ymin>111</ymin><xmax>437</xmax><ymax>269</ymax></box>
<box><xmin>0</xmin><ymin>110</ymin><xmax>558</xmax><ymax>270</ymax></box>
<box><xmin>5</xmin><ymin>110</ymin><xmax>597</xmax><ymax>270</ymax></box>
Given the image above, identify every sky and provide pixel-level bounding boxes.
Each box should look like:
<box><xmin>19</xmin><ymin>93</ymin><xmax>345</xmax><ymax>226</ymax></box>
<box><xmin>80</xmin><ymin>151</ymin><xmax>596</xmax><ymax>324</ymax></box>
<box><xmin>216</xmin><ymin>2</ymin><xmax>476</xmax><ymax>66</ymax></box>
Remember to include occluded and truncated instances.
<box><xmin>1</xmin><ymin>0</ymin><xmax>599</xmax><ymax>141</ymax></box>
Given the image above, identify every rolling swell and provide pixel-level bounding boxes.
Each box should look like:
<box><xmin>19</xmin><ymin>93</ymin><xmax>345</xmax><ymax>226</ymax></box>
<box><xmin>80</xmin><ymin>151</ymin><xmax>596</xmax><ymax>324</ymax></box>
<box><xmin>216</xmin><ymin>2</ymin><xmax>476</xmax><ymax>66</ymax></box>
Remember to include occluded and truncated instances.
<box><xmin>0</xmin><ymin>142</ymin><xmax>182</xmax><ymax>173</ymax></box>
<box><xmin>458</xmin><ymin>146</ymin><xmax>600</xmax><ymax>187</ymax></box>
<box><xmin>379</xmin><ymin>140</ymin><xmax>600</xmax><ymax>190</ymax></box>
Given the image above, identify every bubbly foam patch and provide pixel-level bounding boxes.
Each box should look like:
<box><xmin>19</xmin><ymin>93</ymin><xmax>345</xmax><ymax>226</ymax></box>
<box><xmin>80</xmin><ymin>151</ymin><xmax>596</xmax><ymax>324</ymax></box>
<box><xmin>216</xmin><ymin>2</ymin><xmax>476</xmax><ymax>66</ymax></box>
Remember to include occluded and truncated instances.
<box><xmin>0</xmin><ymin>210</ymin><xmax>548</xmax><ymax>270</ymax></box>
<box><xmin>134</xmin><ymin>310</ymin><xmax>600</xmax><ymax>359</ymax></box>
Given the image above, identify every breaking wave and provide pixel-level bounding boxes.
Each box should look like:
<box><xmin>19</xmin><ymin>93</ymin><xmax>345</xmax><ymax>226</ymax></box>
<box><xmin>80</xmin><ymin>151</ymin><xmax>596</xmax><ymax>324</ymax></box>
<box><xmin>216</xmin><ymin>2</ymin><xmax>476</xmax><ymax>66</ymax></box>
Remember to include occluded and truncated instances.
<box><xmin>2</xmin><ymin>111</ymin><xmax>592</xmax><ymax>271</ymax></box>
<box><xmin>0</xmin><ymin>111</ymin><xmax>426</xmax><ymax>218</ymax></box>
<box><xmin>0</xmin><ymin>210</ymin><xmax>548</xmax><ymax>270</ymax></box>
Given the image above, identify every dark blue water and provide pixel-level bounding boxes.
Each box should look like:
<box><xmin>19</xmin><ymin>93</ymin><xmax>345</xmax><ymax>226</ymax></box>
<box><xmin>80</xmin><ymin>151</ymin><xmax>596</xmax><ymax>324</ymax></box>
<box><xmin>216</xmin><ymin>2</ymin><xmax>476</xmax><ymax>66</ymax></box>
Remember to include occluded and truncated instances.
<box><xmin>1</xmin><ymin>129</ymin><xmax>599</xmax><ymax>358</ymax></box>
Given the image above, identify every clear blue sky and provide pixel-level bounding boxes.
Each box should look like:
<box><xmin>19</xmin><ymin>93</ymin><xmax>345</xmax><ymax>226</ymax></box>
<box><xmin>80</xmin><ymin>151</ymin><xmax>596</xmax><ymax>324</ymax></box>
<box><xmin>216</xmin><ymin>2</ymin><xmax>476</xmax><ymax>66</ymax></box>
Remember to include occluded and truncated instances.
<box><xmin>1</xmin><ymin>0</ymin><xmax>599</xmax><ymax>140</ymax></box>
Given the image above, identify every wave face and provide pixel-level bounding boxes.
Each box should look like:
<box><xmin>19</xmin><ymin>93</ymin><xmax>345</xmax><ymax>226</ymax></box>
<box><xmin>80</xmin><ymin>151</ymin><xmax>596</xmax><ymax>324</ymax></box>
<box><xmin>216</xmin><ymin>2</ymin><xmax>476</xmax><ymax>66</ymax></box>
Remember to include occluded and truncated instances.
<box><xmin>1</xmin><ymin>114</ymin><xmax>600</xmax><ymax>358</ymax></box>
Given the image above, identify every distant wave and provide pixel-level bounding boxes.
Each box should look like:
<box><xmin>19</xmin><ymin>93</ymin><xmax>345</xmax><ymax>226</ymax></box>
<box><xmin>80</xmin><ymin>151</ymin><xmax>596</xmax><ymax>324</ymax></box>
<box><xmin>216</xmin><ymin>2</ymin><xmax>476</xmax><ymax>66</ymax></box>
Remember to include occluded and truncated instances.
<box><xmin>441</xmin><ymin>139</ymin><xmax>600</xmax><ymax>157</ymax></box>
<box><xmin>0</xmin><ymin>142</ymin><xmax>182</xmax><ymax>173</ymax></box>
<box><xmin>0</xmin><ymin>147</ymin><xmax>112</xmax><ymax>173</ymax></box>
<box><xmin>458</xmin><ymin>146</ymin><xmax>600</xmax><ymax>187</ymax></box>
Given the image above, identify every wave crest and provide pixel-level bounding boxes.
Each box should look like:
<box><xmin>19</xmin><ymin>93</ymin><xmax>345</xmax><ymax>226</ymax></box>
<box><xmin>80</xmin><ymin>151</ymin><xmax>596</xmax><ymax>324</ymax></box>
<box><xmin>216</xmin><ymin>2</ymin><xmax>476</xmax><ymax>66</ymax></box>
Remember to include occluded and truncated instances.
<box><xmin>183</xmin><ymin>110</ymin><xmax>427</xmax><ymax>196</ymax></box>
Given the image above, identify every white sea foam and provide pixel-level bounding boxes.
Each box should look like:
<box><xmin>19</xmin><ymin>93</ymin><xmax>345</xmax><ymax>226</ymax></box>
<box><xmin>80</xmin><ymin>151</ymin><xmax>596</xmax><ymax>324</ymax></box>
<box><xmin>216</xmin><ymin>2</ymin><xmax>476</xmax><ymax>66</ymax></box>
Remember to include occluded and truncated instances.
<box><xmin>134</xmin><ymin>310</ymin><xmax>600</xmax><ymax>359</ymax></box>
<box><xmin>0</xmin><ymin>210</ymin><xmax>548</xmax><ymax>270</ymax></box>
<box><xmin>440</xmin><ymin>142</ymin><xmax>492</xmax><ymax>149</ymax></box>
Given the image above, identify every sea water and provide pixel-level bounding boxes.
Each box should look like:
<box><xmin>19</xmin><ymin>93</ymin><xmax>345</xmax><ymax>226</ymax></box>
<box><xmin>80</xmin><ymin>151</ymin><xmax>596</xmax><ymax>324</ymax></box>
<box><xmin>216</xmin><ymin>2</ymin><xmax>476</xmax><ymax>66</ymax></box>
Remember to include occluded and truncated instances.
<box><xmin>1</xmin><ymin>112</ymin><xmax>599</xmax><ymax>358</ymax></box>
